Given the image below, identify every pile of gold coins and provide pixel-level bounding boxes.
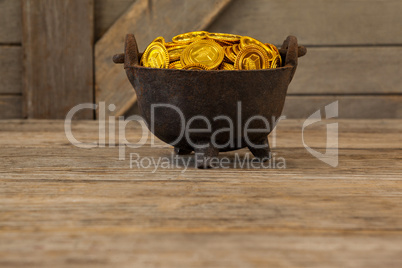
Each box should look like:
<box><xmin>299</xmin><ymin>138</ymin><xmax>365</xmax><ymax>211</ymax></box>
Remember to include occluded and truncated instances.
<box><xmin>140</xmin><ymin>31</ymin><xmax>282</xmax><ymax>70</ymax></box>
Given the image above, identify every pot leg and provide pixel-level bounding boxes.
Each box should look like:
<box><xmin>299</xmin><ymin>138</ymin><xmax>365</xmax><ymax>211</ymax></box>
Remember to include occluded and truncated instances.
<box><xmin>174</xmin><ymin>147</ymin><xmax>193</xmax><ymax>155</ymax></box>
<box><xmin>248</xmin><ymin>137</ymin><xmax>271</xmax><ymax>162</ymax></box>
<box><xmin>194</xmin><ymin>142</ymin><xmax>219</xmax><ymax>169</ymax></box>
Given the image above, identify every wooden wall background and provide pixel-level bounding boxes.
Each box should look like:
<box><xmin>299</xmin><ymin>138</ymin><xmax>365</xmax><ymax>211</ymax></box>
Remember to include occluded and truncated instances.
<box><xmin>0</xmin><ymin>0</ymin><xmax>401</xmax><ymax>119</ymax></box>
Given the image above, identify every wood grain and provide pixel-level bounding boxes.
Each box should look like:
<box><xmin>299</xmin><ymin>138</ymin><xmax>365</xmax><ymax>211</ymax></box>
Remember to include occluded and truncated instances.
<box><xmin>208</xmin><ymin>0</ymin><xmax>402</xmax><ymax>45</ymax></box>
<box><xmin>283</xmin><ymin>95</ymin><xmax>402</xmax><ymax>118</ymax></box>
<box><xmin>0</xmin><ymin>95</ymin><xmax>22</xmax><ymax>119</ymax></box>
<box><xmin>0</xmin><ymin>46</ymin><xmax>22</xmax><ymax>94</ymax></box>
<box><xmin>22</xmin><ymin>0</ymin><xmax>94</xmax><ymax>119</ymax></box>
<box><xmin>1</xmin><ymin>119</ymin><xmax>401</xmax><ymax>150</ymax></box>
<box><xmin>290</xmin><ymin>47</ymin><xmax>402</xmax><ymax>94</ymax></box>
<box><xmin>0</xmin><ymin>232</ymin><xmax>401</xmax><ymax>268</ymax></box>
<box><xmin>0</xmin><ymin>119</ymin><xmax>401</xmax><ymax>267</ymax></box>
<box><xmin>95</xmin><ymin>0</ymin><xmax>136</xmax><ymax>41</ymax></box>
<box><xmin>0</xmin><ymin>0</ymin><xmax>22</xmax><ymax>43</ymax></box>
<box><xmin>95</xmin><ymin>0</ymin><xmax>233</xmax><ymax>118</ymax></box>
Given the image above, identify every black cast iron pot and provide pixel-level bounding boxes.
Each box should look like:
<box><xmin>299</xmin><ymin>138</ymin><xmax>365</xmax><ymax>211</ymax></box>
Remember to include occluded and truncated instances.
<box><xmin>114</xmin><ymin>34</ymin><xmax>306</xmax><ymax>168</ymax></box>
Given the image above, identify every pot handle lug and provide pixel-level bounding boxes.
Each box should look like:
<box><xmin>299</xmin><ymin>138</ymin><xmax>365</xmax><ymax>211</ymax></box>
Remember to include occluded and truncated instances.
<box><xmin>112</xmin><ymin>34</ymin><xmax>140</xmax><ymax>68</ymax></box>
<box><xmin>280</xmin><ymin>36</ymin><xmax>307</xmax><ymax>68</ymax></box>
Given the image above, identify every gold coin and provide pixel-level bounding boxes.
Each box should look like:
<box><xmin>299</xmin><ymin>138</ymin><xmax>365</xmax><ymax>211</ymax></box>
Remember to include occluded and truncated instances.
<box><xmin>270</xmin><ymin>55</ymin><xmax>281</xmax><ymax>69</ymax></box>
<box><xmin>234</xmin><ymin>45</ymin><xmax>270</xmax><ymax>70</ymax></box>
<box><xmin>172</xmin><ymin>31</ymin><xmax>208</xmax><ymax>44</ymax></box>
<box><xmin>212</xmin><ymin>39</ymin><xmax>234</xmax><ymax>47</ymax></box>
<box><xmin>240</xmin><ymin>36</ymin><xmax>264</xmax><ymax>49</ymax></box>
<box><xmin>265</xmin><ymin>43</ymin><xmax>282</xmax><ymax>67</ymax></box>
<box><xmin>164</xmin><ymin>41</ymin><xmax>180</xmax><ymax>48</ymax></box>
<box><xmin>182</xmin><ymin>63</ymin><xmax>208</xmax><ymax>70</ymax></box>
<box><xmin>241</xmin><ymin>36</ymin><xmax>274</xmax><ymax>60</ymax></box>
<box><xmin>181</xmin><ymin>39</ymin><xmax>224</xmax><ymax>70</ymax></box>
<box><xmin>168</xmin><ymin>61</ymin><xmax>183</xmax><ymax>69</ymax></box>
<box><xmin>265</xmin><ymin>43</ymin><xmax>279</xmax><ymax>55</ymax></box>
<box><xmin>153</xmin><ymin>36</ymin><xmax>165</xmax><ymax>44</ymax></box>
<box><xmin>232</xmin><ymin>44</ymin><xmax>241</xmax><ymax>55</ymax></box>
<box><xmin>167</xmin><ymin>45</ymin><xmax>187</xmax><ymax>62</ymax></box>
<box><xmin>219</xmin><ymin>62</ymin><xmax>235</xmax><ymax>70</ymax></box>
<box><xmin>207</xmin><ymin>32</ymin><xmax>242</xmax><ymax>42</ymax></box>
<box><xmin>224</xmin><ymin>46</ymin><xmax>236</xmax><ymax>63</ymax></box>
<box><xmin>142</xmin><ymin>42</ymin><xmax>169</xmax><ymax>68</ymax></box>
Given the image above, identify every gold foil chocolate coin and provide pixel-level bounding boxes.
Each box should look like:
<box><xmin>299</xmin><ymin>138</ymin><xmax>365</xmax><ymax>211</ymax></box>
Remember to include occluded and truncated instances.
<box><xmin>140</xmin><ymin>31</ymin><xmax>282</xmax><ymax>70</ymax></box>
<box><xmin>240</xmin><ymin>36</ymin><xmax>264</xmax><ymax>49</ymax></box>
<box><xmin>219</xmin><ymin>62</ymin><xmax>235</xmax><ymax>70</ymax></box>
<box><xmin>234</xmin><ymin>45</ymin><xmax>270</xmax><ymax>70</ymax></box>
<box><xmin>142</xmin><ymin>42</ymin><xmax>169</xmax><ymax>68</ymax></box>
<box><xmin>232</xmin><ymin>44</ymin><xmax>241</xmax><ymax>55</ymax></box>
<box><xmin>207</xmin><ymin>32</ymin><xmax>242</xmax><ymax>42</ymax></box>
<box><xmin>168</xmin><ymin>61</ymin><xmax>183</xmax><ymax>69</ymax></box>
<box><xmin>167</xmin><ymin>45</ymin><xmax>187</xmax><ymax>62</ymax></box>
<box><xmin>271</xmin><ymin>55</ymin><xmax>281</xmax><ymax>69</ymax></box>
<box><xmin>224</xmin><ymin>46</ymin><xmax>236</xmax><ymax>63</ymax></box>
<box><xmin>182</xmin><ymin>63</ymin><xmax>208</xmax><ymax>70</ymax></box>
<box><xmin>172</xmin><ymin>31</ymin><xmax>208</xmax><ymax>44</ymax></box>
<box><xmin>265</xmin><ymin>43</ymin><xmax>282</xmax><ymax>66</ymax></box>
<box><xmin>153</xmin><ymin>36</ymin><xmax>165</xmax><ymax>44</ymax></box>
<box><xmin>181</xmin><ymin>39</ymin><xmax>224</xmax><ymax>70</ymax></box>
<box><xmin>241</xmin><ymin>36</ymin><xmax>274</xmax><ymax>60</ymax></box>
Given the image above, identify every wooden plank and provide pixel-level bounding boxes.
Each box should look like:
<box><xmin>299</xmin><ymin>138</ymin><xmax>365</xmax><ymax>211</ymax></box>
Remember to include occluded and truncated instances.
<box><xmin>95</xmin><ymin>0</ymin><xmax>136</xmax><ymax>41</ymax></box>
<box><xmin>0</xmin><ymin>232</ymin><xmax>401</xmax><ymax>268</ymax></box>
<box><xmin>95</xmin><ymin>0</ymin><xmax>233</xmax><ymax>118</ymax></box>
<box><xmin>283</xmin><ymin>95</ymin><xmax>402</xmax><ymax>119</ymax></box>
<box><xmin>208</xmin><ymin>0</ymin><xmax>402</xmax><ymax>46</ymax></box>
<box><xmin>0</xmin><ymin>175</ymin><xmax>401</xmax><ymax>232</ymax></box>
<box><xmin>22</xmin><ymin>0</ymin><xmax>94</xmax><ymax>119</ymax></box>
<box><xmin>0</xmin><ymin>0</ymin><xmax>22</xmax><ymax>43</ymax></box>
<box><xmin>0</xmin><ymin>95</ymin><xmax>23</xmax><ymax>119</ymax></box>
<box><xmin>0</xmin><ymin>119</ymin><xmax>401</xmax><ymax>267</ymax></box>
<box><xmin>0</xmin><ymin>46</ymin><xmax>22</xmax><ymax>94</ymax></box>
<box><xmin>290</xmin><ymin>47</ymin><xmax>402</xmax><ymax>94</ymax></box>
<box><xmin>0</xmin><ymin>146</ymin><xmax>401</xmax><ymax>178</ymax></box>
<box><xmin>0</xmin><ymin>120</ymin><xmax>401</xmax><ymax>178</ymax></box>
<box><xmin>0</xmin><ymin>119</ymin><xmax>401</xmax><ymax>150</ymax></box>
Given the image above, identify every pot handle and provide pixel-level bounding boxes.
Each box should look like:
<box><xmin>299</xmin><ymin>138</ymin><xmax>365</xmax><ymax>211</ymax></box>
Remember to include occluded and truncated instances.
<box><xmin>113</xmin><ymin>34</ymin><xmax>140</xmax><ymax>68</ymax></box>
<box><xmin>279</xmin><ymin>36</ymin><xmax>306</xmax><ymax>68</ymax></box>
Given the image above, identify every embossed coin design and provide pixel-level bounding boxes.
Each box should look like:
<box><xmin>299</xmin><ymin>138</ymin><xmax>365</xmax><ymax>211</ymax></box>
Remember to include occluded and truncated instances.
<box><xmin>235</xmin><ymin>45</ymin><xmax>270</xmax><ymax>70</ymax></box>
<box><xmin>142</xmin><ymin>42</ymin><xmax>169</xmax><ymax>68</ymax></box>
<box><xmin>241</xmin><ymin>37</ymin><xmax>275</xmax><ymax>61</ymax></box>
<box><xmin>181</xmin><ymin>40</ymin><xmax>224</xmax><ymax>70</ymax></box>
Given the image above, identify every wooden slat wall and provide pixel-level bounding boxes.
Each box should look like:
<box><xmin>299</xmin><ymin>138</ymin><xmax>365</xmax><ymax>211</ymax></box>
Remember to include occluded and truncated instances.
<box><xmin>288</xmin><ymin>47</ymin><xmax>402</xmax><ymax>94</ymax></box>
<box><xmin>1</xmin><ymin>0</ymin><xmax>401</xmax><ymax>119</ymax></box>
<box><xmin>209</xmin><ymin>0</ymin><xmax>402</xmax><ymax>46</ymax></box>
<box><xmin>0</xmin><ymin>0</ymin><xmax>133</xmax><ymax>119</ymax></box>
<box><xmin>22</xmin><ymin>0</ymin><xmax>94</xmax><ymax>119</ymax></box>
<box><xmin>95</xmin><ymin>0</ymin><xmax>135</xmax><ymax>41</ymax></box>
<box><xmin>0</xmin><ymin>95</ymin><xmax>22</xmax><ymax>119</ymax></box>
<box><xmin>0</xmin><ymin>1</ymin><xmax>23</xmax><ymax>119</ymax></box>
<box><xmin>0</xmin><ymin>0</ymin><xmax>22</xmax><ymax>44</ymax></box>
<box><xmin>0</xmin><ymin>46</ymin><xmax>22</xmax><ymax>95</ymax></box>
<box><xmin>208</xmin><ymin>0</ymin><xmax>402</xmax><ymax>118</ymax></box>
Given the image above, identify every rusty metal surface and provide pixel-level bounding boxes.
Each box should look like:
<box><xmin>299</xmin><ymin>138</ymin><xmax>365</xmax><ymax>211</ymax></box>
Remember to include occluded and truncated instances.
<box><xmin>114</xmin><ymin>34</ymin><xmax>306</xmax><ymax>168</ymax></box>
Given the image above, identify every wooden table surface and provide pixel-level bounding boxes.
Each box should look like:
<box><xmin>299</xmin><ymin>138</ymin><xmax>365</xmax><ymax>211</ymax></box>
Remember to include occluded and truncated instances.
<box><xmin>0</xmin><ymin>119</ymin><xmax>401</xmax><ymax>267</ymax></box>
